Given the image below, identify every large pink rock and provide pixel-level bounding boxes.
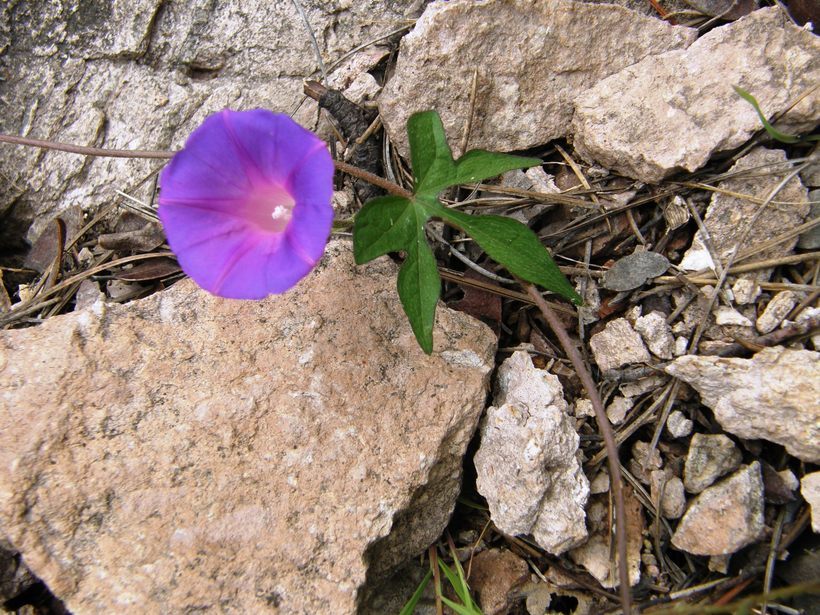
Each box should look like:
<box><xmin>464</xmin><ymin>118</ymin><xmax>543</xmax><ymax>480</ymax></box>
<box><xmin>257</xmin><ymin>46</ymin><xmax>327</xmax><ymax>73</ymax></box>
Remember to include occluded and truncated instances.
<box><xmin>0</xmin><ymin>242</ymin><xmax>496</xmax><ymax>613</ymax></box>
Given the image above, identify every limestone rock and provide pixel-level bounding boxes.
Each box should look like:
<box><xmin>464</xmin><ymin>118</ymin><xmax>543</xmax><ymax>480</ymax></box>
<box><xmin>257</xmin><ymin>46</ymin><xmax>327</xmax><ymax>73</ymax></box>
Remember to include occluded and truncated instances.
<box><xmin>679</xmin><ymin>148</ymin><xmax>809</xmax><ymax>280</ymax></box>
<box><xmin>756</xmin><ymin>291</ymin><xmax>797</xmax><ymax>334</ymax></box>
<box><xmin>797</xmin><ymin>193</ymin><xmax>820</xmax><ymax>250</ymax></box>
<box><xmin>0</xmin><ymin>242</ymin><xmax>497</xmax><ymax>614</ymax></box>
<box><xmin>650</xmin><ymin>471</ymin><xmax>687</xmax><ymax>519</ymax></box>
<box><xmin>589</xmin><ymin>318</ymin><xmax>651</xmax><ymax>373</ymax></box>
<box><xmin>379</xmin><ymin>0</ymin><xmax>695</xmax><ymax>157</ymax></box>
<box><xmin>801</xmin><ymin>472</ymin><xmax>820</xmax><ymax>533</ymax></box>
<box><xmin>0</xmin><ymin>0</ymin><xmax>423</xmax><ymax>243</ymax></box>
<box><xmin>666</xmin><ymin>410</ymin><xmax>693</xmax><ymax>439</ymax></box>
<box><xmin>469</xmin><ymin>549</ymin><xmax>530</xmax><ymax>615</ymax></box>
<box><xmin>572</xmin><ymin>8</ymin><xmax>820</xmax><ymax>182</ymax></box>
<box><xmin>665</xmin><ymin>347</ymin><xmax>820</xmax><ymax>462</ymax></box>
<box><xmin>684</xmin><ymin>434</ymin><xmax>743</xmax><ymax>493</ymax></box>
<box><xmin>569</xmin><ymin>489</ymin><xmax>643</xmax><ymax>589</ymax></box>
<box><xmin>634</xmin><ymin>311</ymin><xmax>675</xmax><ymax>360</ymax></box>
<box><xmin>672</xmin><ymin>463</ymin><xmax>765</xmax><ymax>555</ymax></box>
<box><xmin>474</xmin><ymin>351</ymin><xmax>589</xmax><ymax>555</ymax></box>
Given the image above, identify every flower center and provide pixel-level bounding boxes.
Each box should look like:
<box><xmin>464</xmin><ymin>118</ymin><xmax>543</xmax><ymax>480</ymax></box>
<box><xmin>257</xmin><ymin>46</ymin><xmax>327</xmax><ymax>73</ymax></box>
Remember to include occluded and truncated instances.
<box><xmin>244</xmin><ymin>184</ymin><xmax>296</xmax><ymax>233</ymax></box>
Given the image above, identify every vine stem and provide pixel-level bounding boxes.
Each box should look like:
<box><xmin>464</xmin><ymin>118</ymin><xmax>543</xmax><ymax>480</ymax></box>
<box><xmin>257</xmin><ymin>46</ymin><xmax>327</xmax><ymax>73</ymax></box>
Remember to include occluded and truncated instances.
<box><xmin>0</xmin><ymin>133</ymin><xmax>413</xmax><ymax>197</ymax></box>
<box><xmin>522</xmin><ymin>282</ymin><xmax>633</xmax><ymax>615</ymax></box>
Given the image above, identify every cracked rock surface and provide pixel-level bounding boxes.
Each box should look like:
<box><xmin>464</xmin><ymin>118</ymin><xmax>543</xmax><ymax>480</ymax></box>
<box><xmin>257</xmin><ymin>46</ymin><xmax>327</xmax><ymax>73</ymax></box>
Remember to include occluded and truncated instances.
<box><xmin>0</xmin><ymin>242</ymin><xmax>497</xmax><ymax>614</ymax></box>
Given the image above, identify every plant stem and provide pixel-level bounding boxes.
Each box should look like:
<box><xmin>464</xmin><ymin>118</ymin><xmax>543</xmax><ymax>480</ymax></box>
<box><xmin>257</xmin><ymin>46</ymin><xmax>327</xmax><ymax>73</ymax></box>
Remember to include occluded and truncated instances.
<box><xmin>523</xmin><ymin>282</ymin><xmax>632</xmax><ymax>615</ymax></box>
<box><xmin>0</xmin><ymin>133</ymin><xmax>412</xmax><ymax>198</ymax></box>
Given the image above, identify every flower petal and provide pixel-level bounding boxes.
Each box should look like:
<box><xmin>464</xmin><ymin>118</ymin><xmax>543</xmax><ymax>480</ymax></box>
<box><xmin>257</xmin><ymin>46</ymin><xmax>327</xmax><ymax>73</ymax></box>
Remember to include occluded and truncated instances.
<box><xmin>158</xmin><ymin>109</ymin><xmax>335</xmax><ymax>299</ymax></box>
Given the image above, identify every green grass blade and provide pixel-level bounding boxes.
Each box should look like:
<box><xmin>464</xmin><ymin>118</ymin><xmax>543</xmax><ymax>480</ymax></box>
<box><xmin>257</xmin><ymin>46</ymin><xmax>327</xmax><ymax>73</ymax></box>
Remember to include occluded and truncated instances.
<box><xmin>398</xmin><ymin>569</ymin><xmax>433</xmax><ymax>615</ymax></box>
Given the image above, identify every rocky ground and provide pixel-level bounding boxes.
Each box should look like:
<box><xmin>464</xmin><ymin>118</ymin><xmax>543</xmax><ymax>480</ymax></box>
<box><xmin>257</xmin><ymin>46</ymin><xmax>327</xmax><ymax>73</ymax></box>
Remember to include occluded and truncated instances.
<box><xmin>0</xmin><ymin>1</ymin><xmax>818</xmax><ymax>614</ymax></box>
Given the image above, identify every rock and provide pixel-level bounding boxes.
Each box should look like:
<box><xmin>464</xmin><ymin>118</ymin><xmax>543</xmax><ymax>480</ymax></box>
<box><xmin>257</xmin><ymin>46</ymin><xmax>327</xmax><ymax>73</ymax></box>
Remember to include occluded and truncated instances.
<box><xmin>732</xmin><ymin>278</ymin><xmax>760</xmax><ymax>305</ymax></box>
<box><xmin>569</xmin><ymin>488</ymin><xmax>643</xmax><ymax>588</ymax></box>
<box><xmin>589</xmin><ymin>318</ymin><xmax>651</xmax><ymax>373</ymax></box>
<box><xmin>523</xmin><ymin>580</ymin><xmax>595</xmax><ymax>615</ymax></box>
<box><xmin>469</xmin><ymin>549</ymin><xmax>529</xmax><ymax>615</ymax></box>
<box><xmin>666</xmin><ymin>410</ymin><xmax>693</xmax><ymax>439</ymax></box>
<box><xmin>634</xmin><ymin>311</ymin><xmax>675</xmax><ymax>360</ymax></box>
<box><xmin>672</xmin><ymin>463</ymin><xmax>765</xmax><ymax>555</ymax></box>
<box><xmin>801</xmin><ymin>472</ymin><xmax>820</xmax><ymax>533</ymax></box>
<box><xmin>684</xmin><ymin>0</ymin><xmax>758</xmax><ymax>20</ymax></box>
<box><xmin>628</xmin><ymin>440</ymin><xmax>663</xmax><ymax>485</ymax></box>
<box><xmin>574</xmin><ymin>398</ymin><xmax>595</xmax><ymax>418</ymax></box>
<box><xmin>606</xmin><ymin>395</ymin><xmax>633</xmax><ymax>425</ymax></box>
<box><xmin>679</xmin><ymin>148</ymin><xmax>809</xmax><ymax>279</ymax></box>
<box><xmin>0</xmin><ymin>242</ymin><xmax>497</xmax><ymax>614</ymax></box>
<box><xmin>714</xmin><ymin>306</ymin><xmax>754</xmax><ymax>327</ymax></box>
<box><xmin>0</xmin><ymin>0</ymin><xmax>424</xmax><ymax>243</ymax></box>
<box><xmin>797</xmin><ymin>194</ymin><xmax>820</xmax><ymax>250</ymax></box>
<box><xmin>602</xmin><ymin>252</ymin><xmax>670</xmax><ymax>292</ymax></box>
<box><xmin>684</xmin><ymin>433</ymin><xmax>743</xmax><ymax>493</ymax></box>
<box><xmin>474</xmin><ymin>351</ymin><xmax>589</xmax><ymax>555</ymax></box>
<box><xmin>756</xmin><ymin>291</ymin><xmax>798</xmax><ymax>334</ymax></box>
<box><xmin>650</xmin><ymin>471</ymin><xmax>687</xmax><ymax>519</ymax></box>
<box><xmin>379</xmin><ymin>0</ymin><xmax>696</xmax><ymax>157</ymax></box>
<box><xmin>572</xmin><ymin>8</ymin><xmax>820</xmax><ymax>182</ymax></box>
<box><xmin>665</xmin><ymin>346</ymin><xmax>820</xmax><ymax>462</ymax></box>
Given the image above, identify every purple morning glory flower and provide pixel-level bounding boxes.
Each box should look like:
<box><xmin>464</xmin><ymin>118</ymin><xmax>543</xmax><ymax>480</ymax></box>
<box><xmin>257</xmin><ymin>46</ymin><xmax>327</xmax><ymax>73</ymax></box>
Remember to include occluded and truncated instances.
<box><xmin>158</xmin><ymin>109</ymin><xmax>334</xmax><ymax>299</ymax></box>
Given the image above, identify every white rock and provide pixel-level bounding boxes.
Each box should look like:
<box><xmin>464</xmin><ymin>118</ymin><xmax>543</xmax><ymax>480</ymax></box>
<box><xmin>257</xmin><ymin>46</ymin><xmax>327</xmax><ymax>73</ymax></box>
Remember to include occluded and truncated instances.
<box><xmin>589</xmin><ymin>470</ymin><xmax>610</xmax><ymax>495</ymax></box>
<box><xmin>572</xmin><ymin>9</ymin><xmax>820</xmax><ymax>182</ymax></box>
<box><xmin>756</xmin><ymin>291</ymin><xmax>797</xmax><ymax>334</ymax></box>
<box><xmin>732</xmin><ymin>278</ymin><xmax>760</xmax><ymax>305</ymax></box>
<box><xmin>674</xmin><ymin>336</ymin><xmax>689</xmax><ymax>356</ymax></box>
<box><xmin>629</xmin><ymin>441</ymin><xmax>663</xmax><ymax>485</ymax></box>
<box><xmin>684</xmin><ymin>433</ymin><xmax>743</xmax><ymax>493</ymax></box>
<box><xmin>672</xmin><ymin>463</ymin><xmax>765</xmax><ymax>556</ymax></box>
<box><xmin>634</xmin><ymin>311</ymin><xmax>675</xmax><ymax>359</ymax></box>
<box><xmin>666</xmin><ymin>410</ymin><xmax>693</xmax><ymax>439</ymax></box>
<box><xmin>606</xmin><ymin>396</ymin><xmax>633</xmax><ymax>425</ymax></box>
<box><xmin>474</xmin><ymin>352</ymin><xmax>589</xmax><ymax>555</ymax></box>
<box><xmin>714</xmin><ymin>306</ymin><xmax>754</xmax><ymax>327</ymax></box>
<box><xmin>379</xmin><ymin>0</ymin><xmax>695</xmax><ymax>157</ymax></box>
<box><xmin>574</xmin><ymin>398</ymin><xmax>596</xmax><ymax>418</ymax></box>
<box><xmin>801</xmin><ymin>472</ymin><xmax>820</xmax><ymax>533</ymax></box>
<box><xmin>589</xmin><ymin>318</ymin><xmax>651</xmax><ymax>373</ymax></box>
<box><xmin>665</xmin><ymin>347</ymin><xmax>820</xmax><ymax>462</ymax></box>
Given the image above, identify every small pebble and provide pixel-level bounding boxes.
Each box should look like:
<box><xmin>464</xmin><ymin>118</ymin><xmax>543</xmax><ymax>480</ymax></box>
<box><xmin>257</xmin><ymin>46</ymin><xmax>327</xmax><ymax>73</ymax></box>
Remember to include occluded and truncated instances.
<box><xmin>666</xmin><ymin>410</ymin><xmax>693</xmax><ymax>438</ymax></box>
<box><xmin>684</xmin><ymin>433</ymin><xmax>742</xmax><ymax>493</ymax></box>
<box><xmin>756</xmin><ymin>291</ymin><xmax>797</xmax><ymax>334</ymax></box>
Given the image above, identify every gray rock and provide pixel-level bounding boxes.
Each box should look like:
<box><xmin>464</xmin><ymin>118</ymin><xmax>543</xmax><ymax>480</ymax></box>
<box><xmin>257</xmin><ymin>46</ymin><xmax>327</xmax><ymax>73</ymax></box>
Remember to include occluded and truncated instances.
<box><xmin>679</xmin><ymin>147</ymin><xmax>809</xmax><ymax>281</ymax></box>
<box><xmin>474</xmin><ymin>351</ymin><xmax>589</xmax><ymax>555</ymax></box>
<box><xmin>650</xmin><ymin>470</ymin><xmax>687</xmax><ymax>519</ymax></box>
<box><xmin>602</xmin><ymin>251</ymin><xmax>670</xmax><ymax>292</ymax></box>
<box><xmin>0</xmin><ymin>242</ymin><xmax>497</xmax><ymax>614</ymax></box>
<box><xmin>590</xmin><ymin>318</ymin><xmax>651</xmax><ymax>373</ymax></box>
<box><xmin>0</xmin><ymin>0</ymin><xmax>423</xmax><ymax>243</ymax></box>
<box><xmin>635</xmin><ymin>311</ymin><xmax>675</xmax><ymax>360</ymax></box>
<box><xmin>684</xmin><ymin>433</ymin><xmax>743</xmax><ymax>493</ymax></box>
<box><xmin>379</xmin><ymin>0</ymin><xmax>695</xmax><ymax>158</ymax></box>
<box><xmin>672</xmin><ymin>463</ymin><xmax>765</xmax><ymax>555</ymax></box>
<box><xmin>572</xmin><ymin>8</ymin><xmax>820</xmax><ymax>182</ymax></box>
<box><xmin>666</xmin><ymin>346</ymin><xmax>820</xmax><ymax>462</ymax></box>
<box><xmin>797</xmin><ymin>194</ymin><xmax>820</xmax><ymax>250</ymax></box>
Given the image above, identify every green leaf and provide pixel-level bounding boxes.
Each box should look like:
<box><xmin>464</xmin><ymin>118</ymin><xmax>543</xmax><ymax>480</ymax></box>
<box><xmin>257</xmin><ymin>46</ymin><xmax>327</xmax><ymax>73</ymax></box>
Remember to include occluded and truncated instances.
<box><xmin>733</xmin><ymin>86</ymin><xmax>819</xmax><ymax>144</ymax></box>
<box><xmin>426</xmin><ymin>199</ymin><xmax>582</xmax><ymax>304</ymax></box>
<box><xmin>407</xmin><ymin>111</ymin><xmax>541</xmax><ymax>197</ymax></box>
<box><xmin>398</xmin><ymin>569</ymin><xmax>432</xmax><ymax>615</ymax></box>
<box><xmin>352</xmin><ymin>110</ymin><xmax>580</xmax><ymax>354</ymax></box>
<box><xmin>440</xmin><ymin>595</ymin><xmax>483</xmax><ymax>615</ymax></box>
<box><xmin>353</xmin><ymin>195</ymin><xmax>440</xmax><ymax>354</ymax></box>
